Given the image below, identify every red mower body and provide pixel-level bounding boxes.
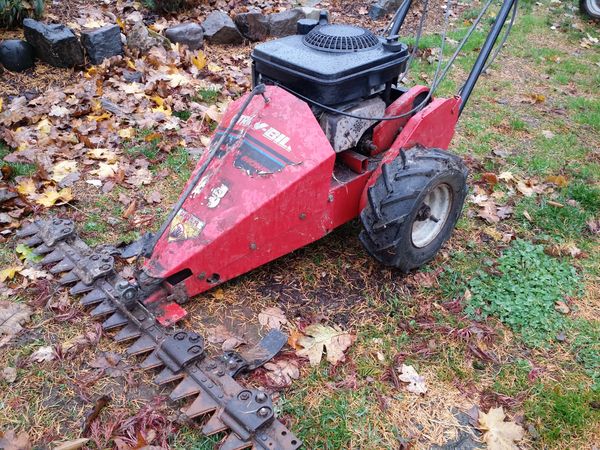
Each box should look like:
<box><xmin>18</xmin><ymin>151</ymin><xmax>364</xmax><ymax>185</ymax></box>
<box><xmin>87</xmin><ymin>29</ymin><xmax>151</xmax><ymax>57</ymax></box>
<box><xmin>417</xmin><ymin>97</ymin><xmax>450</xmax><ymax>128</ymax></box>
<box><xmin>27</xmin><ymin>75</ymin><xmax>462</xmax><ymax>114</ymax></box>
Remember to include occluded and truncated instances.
<box><xmin>144</xmin><ymin>86</ymin><xmax>461</xmax><ymax>303</ymax></box>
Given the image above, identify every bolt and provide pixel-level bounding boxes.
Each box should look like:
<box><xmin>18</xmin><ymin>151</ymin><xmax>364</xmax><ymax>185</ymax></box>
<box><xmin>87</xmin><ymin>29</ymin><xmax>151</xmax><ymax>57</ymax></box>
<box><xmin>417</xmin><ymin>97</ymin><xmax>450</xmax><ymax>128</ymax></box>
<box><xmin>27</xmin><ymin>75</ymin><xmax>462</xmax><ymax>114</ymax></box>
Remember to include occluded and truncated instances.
<box><xmin>238</xmin><ymin>391</ymin><xmax>251</xmax><ymax>401</ymax></box>
<box><xmin>53</xmin><ymin>219</ymin><xmax>61</xmax><ymax>225</ymax></box>
<box><xmin>116</xmin><ymin>281</ymin><xmax>129</xmax><ymax>290</ymax></box>
<box><xmin>100</xmin><ymin>264</ymin><xmax>111</xmax><ymax>271</ymax></box>
<box><xmin>257</xmin><ymin>407</ymin><xmax>271</xmax><ymax>418</ymax></box>
<box><xmin>91</xmin><ymin>255</ymin><xmax>100</xmax><ymax>261</ymax></box>
<box><xmin>228</xmin><ymin>361</ymin><xmax>238</xmax><ymax>370</ymax></box>
<box><xmin>255</xmin><ymin>392</ymin><xmax>267</xmax><ymax>403</ymax></box>
<box><xmin>62</xmin><ymin>227</ymin><xmax>71</xmax><ymax>234</ymax></box>
<box><xmin>299</xmin><ymin>213</ymin><xmax>306</xmax><ymax>220</ymax></box>
<box><xmin>175</xmin><ymin>332</ymin><xmax>186</xmax><ymax>341</ymax></box>
<box><xmin>200</xmin><ymin>376</ymin><xmax>207</xmax><ymax>383</ymax></box>
<box><xmin>207</xmin><ymin>362</ymin><xmax>217</xmax><ymax>370</ymax></box>
<box><xmin>215</xmin><ymin>369</ymin><xmax>224</xmax><ymax>377</ymax></box>
<box><xmin>328</xmin><ymin>194</ymin><xmax>334</xmax><ymax>203</ymax></box>
<box><xmin>189</xmin><ymin>334</ymin><xmax>200</xmax><ymax>342</ymax></box>
<box><xmin>137</xmin><ymin>314</ymin><xmax>146</xmax><ymax>321</ymax></box>
<box><xmin>260</xmin><ymin>435</ymin><xmax>268</xmax><ymax>442</ymax></box>
<box><xmin>189</xmin><ymin>346</ymin><xmax>202</xmax><ymax>354</ymax></box>
<box><xmin>249</xmin><ymin>242</ymin><xmax>257</xmax><ymax>250</ymax></box>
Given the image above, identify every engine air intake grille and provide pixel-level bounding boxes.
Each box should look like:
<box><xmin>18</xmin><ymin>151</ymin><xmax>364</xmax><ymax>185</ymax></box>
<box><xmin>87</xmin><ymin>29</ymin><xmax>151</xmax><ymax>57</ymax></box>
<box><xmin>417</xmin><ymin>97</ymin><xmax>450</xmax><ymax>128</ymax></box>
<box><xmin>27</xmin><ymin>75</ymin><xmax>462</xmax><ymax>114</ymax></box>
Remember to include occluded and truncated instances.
<box><xmin>303</xmin><ymin>24</ymin><xmax>380</xmax><ymax>53</ymax></box>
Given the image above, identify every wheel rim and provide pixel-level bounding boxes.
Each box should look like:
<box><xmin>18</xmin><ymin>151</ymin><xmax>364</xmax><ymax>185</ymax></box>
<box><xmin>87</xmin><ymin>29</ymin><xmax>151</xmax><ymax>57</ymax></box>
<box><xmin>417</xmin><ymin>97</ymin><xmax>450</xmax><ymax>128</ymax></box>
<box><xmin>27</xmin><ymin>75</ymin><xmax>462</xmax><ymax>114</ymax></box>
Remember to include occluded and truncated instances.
<box><xmin>588</xmin><ymin>0</ymin><xmax>600</xmax><ymax>15</ymax></box>
<box><xmin>411</xmin><ymin>183</ymin><xmax>453</xmax><ymax>248</ymax></box>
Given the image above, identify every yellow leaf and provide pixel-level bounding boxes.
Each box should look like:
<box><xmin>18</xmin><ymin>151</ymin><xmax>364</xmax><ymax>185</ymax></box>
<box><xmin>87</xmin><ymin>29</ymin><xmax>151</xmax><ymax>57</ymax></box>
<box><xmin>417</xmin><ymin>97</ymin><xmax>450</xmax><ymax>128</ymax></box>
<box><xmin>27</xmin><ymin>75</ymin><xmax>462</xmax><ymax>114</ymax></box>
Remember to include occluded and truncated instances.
<box><xmin>51</xmin><ymin>160</ymin><xmax>78</xmax><ymax>183</ymax></box>
<box><xmin>116</xmin><ymin>17</ymin><xmax>125</xmax><ymax>30</ymax></box>
<box><xmin>546</xmin><ymin>175</ymin><xmax>568</xmax><ymax>187</ymax></box>
<box><xmin>151</xmin><ymin>95</ymin><xmax>165</xmax><ymax>107</ymax></box>
<box><xmin>118</xmin><ymin>127</ymin><xmax>134</xmax><ymax>139</ymax></box>
<box><xmin>126</xmin><ymin>59</ymin><xmax>136</xmax><ymax>70</ymax></box>
<box><xmin>88</xmin><ymin>112</ymin><xmax>111</xmax><ymax>122</ymax></box>
<box><xmin>35</xmin><ymin>187</ymin><xmax>72</xmax><ymax>207</ymax></box>
<box><xmin>16</xmin><ymin>178</ymin><xmax>36</xmax><ymax>197</ymax></box>
<box><xmin>479</xmin><ymin>407</ymin><xmax>524</xmax><ymax>450</ymax></box>
<box><xmin>90</xmin><ymin>162</ymin><xmax>119</xmax><ymax>179</ymax></box>
<box><xmin>208</xmin><ymin>63</ymin><xmax>223</xmax><ymax>73</ymax></box>
<box><xmin>85</xmin><ymin>66</ymin><xmax>98</xmax><ymax>79</ymax></box>
<box><xmin>0</xmin><ymin>266</ymin><xmax>23</xmax><ymax>283</ymax></box>
<box><xmin>191</xmin><ymin>51</ymin><xmax>207</xmax><ymax>70</ymax></box>
<box><xmin>37</xmin><ymin>118</ymin><xmax>51</xmax><ymax>135</ymax></box>
<box><xmin>0</xmin><ymin>97</ymin><xmax>3</xmax><ymax>113</ymax></box>
<box><xmin>86</xmin><ymin>148</ymin><xmax>118</xmax><ymax>162</ymax></box>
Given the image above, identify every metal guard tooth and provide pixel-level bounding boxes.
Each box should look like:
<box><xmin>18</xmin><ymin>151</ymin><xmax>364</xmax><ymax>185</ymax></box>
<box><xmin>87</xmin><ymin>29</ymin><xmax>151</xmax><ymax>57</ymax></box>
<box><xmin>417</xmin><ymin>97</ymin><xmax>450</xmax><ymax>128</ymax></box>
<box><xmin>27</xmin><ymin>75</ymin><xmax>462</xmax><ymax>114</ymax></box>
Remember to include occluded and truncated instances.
<box><xmin>50</xmin><ymin>260</ymin><xmax>75</xmax><ymax>274</ymax></box>
<box><xmin>58</xmin><ymin>271</ymin><xmax>79</xmax><ymax>285</ymax></box>
<box><xmin>102</xmin><ymin>312</ymin><xmax>129</xmax><ymax>331</ymax></box>
<box><xmin>33</xmin><ymin>244</ymin><xmax>53</xmax><ymax>255</ymax></box>
<box><xmin>16</xmin><ymin>223</ymin><xmax>39</xmax><ymax>238</ymax></box>
<box><xmin>90</xmin><ymin>300</ymin><xmax>116</xmax><ymax>317</ymax></box>
<box><xmin>70</xmin><ymin>281</ymin><xmax>94</xmax><ymax>295</ymax></box>
<box><xmin>24</xmin><ymin>236</ymin><xmax>42</xmax><ymax>247</ymax></box>
<box><xmin>114</xmin><ymin>324</ymin><xmax>141</xmax><ymax>343</ymax></box>
<box><xmin>40</xmin><ymin>249</ymin><xmax>64</xmax><ymax>265</ymax></box>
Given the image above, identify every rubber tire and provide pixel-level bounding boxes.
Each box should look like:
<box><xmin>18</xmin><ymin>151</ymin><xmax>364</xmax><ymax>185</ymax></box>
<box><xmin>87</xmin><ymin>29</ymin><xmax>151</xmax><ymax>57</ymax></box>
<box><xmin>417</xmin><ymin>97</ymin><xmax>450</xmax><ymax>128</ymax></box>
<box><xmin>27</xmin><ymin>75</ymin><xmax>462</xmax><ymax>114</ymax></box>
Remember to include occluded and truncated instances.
<box><xmin>359</xmin><ymin>146</ymin><xmax>468</xmax><ymax>272</ymax></box>
<box><xmin>581</xmin><ymin>0</ymin><xmax>600</xmax><ymax>18</ymax></box>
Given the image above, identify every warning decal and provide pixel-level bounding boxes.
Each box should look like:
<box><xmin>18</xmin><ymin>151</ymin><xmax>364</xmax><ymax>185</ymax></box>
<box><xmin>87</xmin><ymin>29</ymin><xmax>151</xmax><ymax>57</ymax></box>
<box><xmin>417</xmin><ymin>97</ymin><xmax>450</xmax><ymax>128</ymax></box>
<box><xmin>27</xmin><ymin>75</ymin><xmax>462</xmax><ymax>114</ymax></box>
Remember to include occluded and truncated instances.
<box><xmin>168</xmin><ymin>209</ymin><xmax>206</xmax><ymax>242</ymax></box>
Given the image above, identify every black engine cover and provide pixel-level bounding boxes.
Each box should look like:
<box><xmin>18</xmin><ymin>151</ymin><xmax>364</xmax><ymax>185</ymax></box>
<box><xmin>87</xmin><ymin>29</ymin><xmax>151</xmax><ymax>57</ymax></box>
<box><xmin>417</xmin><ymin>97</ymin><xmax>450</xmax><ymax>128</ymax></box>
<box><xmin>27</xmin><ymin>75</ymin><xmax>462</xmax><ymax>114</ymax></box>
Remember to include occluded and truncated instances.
<box><xmin>251</xmin><ymin>24</ymin><xmax>409</xmax><ymax>106</ymax></box>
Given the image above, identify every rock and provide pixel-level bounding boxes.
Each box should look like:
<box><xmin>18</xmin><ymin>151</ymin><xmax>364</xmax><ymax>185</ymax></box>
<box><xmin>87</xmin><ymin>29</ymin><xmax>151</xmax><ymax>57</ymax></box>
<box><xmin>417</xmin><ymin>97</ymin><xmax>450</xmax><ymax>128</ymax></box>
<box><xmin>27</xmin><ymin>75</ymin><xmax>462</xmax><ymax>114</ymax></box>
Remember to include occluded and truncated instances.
<box><xmin>81</xmin><ymin>24</ymin><xmax>123</xmax><ymax>65</ymax></box>
<box><xmin>269</xmin><ymin>9</ymin><xmax>304</xmax><ymax>37</ymax></box>
<box><xmin>234</xmin><ymin>9</ymin><xmax>270</xmax><ymax>42</ymax></box>
<box><xmin>165</xmin><ymin>23</ymin><xmax>204</xmax><ymax>50</ymax></box>
<box><xmin>0</xmin><ymin>40</ymin><xmax>35</xmax><ymax>72</ymax></box>
<box><xmin>202</xmin><ymin>11</ymin><xmax>243</xmax><ymax>45</ymax></box>
<box><xmin>369</xmin><ymin>0</ymin><xmax>403</xmax><ymax>19</ymax></box>
<box><xmin>127</xmin><ymin>20</ymin><xmax>171</xmax><ymax>54</ymax></box>
<box><xmin>23</xmin><ymin>18</ymin><xmax>84</xmax><ymax>67</ymax></box>
<box><xmin>296</xmin><ymin>6</ymin><xmax>323</xmax><ymax>21</ymax></box>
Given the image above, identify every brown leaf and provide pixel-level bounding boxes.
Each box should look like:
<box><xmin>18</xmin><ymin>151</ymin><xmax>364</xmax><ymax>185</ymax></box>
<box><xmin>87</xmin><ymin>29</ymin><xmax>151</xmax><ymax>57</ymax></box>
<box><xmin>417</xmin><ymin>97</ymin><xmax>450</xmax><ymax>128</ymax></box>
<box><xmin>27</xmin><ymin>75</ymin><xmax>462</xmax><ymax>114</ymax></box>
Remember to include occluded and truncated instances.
<box><xmin>587</xmin><ymin>219</ymin><xmax>600</xmax><ymax>235</ymax></box>
<box><xmin>264</xmin><ymin>359</ymin><xmax>300</xmax><ymax>388</ymax></box>
<box><xmin>53</xmin><ymin>438</ymin><xmax>90</xmax><ymax>450</ymax></box>
<box><xmin>258</xmin><ymin>306</ymin><xmax>288</xmax><ymax>331</ymax></box>
<box><xmin>481</xmin><ymin>172</ymin><xmax>499</xmax><ymax>188</ymax></box>
<box><xmin>206</xmin><ymin>325</ymin><xmax>245</xmax><ymax>351</ymax></box>
<box><xmin>0</xmin><ymin>301</ymin><xmax>32</xmax><ymax>347</ymax></box>
<box><xmin>478</xmin><ymin>406</ymin><xmax>524</xmax><ymax>450</ymax></box>
<box><xmin>2</xmin><ymin>366</ymin><xmax>17</xmax><ymax>383</ymax></box>
<box><xmin>546</xmin><ymin>175</ymin><xmax>568</xmax><ymax>187</ymax></box>
<box><xmin>122</xmin><ymin>199</ymin><xmax>137</xmax><ymax>219</ymax></box>
<box><xmin>0</xmin><ymin>429</ymin><xmax>31</xmax><ymax>450</ymax></box>
<box><xmin>296</xmin><ymin>324</ymin><xmax>355</xmax><ymax>366</ymax></box>
<box><xmin>555</xmin><ymin>301</ymin><xmax>570</xmax><ymax>314</ymax></box>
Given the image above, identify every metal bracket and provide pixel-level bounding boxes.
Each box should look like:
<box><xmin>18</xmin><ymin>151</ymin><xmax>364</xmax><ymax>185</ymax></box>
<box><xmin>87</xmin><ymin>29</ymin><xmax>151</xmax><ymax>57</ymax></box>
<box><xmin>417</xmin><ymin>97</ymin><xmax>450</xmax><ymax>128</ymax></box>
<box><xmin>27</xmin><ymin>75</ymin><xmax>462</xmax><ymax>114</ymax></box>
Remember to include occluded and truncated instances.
<box><xmin>159</xmin><ymin>331</ymin><xmax>205</xmax><ymax>372</ymax></box>
<box><xmin>38</xmin><ymin>218</ymin><xmax>76</xmax><ymax>247</ymax></box>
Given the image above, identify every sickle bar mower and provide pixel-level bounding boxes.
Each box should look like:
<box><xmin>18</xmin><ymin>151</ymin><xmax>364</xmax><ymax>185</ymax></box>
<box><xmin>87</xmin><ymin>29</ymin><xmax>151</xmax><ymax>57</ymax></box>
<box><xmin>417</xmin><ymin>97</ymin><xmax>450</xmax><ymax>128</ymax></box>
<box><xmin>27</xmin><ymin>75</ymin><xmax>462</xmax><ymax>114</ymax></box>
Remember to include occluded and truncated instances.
<box><xmin>16</xmin><ymin>0</ymin><xmax>518</xmax><ymax>447</ymax></box>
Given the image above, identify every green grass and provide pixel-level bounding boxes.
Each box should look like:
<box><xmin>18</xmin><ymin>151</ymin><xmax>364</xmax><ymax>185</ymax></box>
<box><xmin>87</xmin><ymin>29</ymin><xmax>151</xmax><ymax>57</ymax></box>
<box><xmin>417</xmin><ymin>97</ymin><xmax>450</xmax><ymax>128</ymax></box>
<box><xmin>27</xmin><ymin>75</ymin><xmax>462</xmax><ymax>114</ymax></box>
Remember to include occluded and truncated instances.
<box><xmin>465</xmin><ymin>240</ymin><xmax>580</xmax><ymax>346</ymax></box>
<box><xmin>493</xmin><ymin>359</ymin><xmax>532</xmax><ymax>397</ymax></box>
<box><xmin>525</xmin><ymin>382</ymin><xmax>600</xmax><ymax>445</ymax></box>
<box><xmin>193</xmin><ymin>87</ymin><xmax>220</xmax><ymax>104</ymax></box>
<box><xmin>124</xmin><ymin>129</ymin><xmax>161</xmax><ymax>160</ymax></box>
<box><xmin>570</xmin><ymin>320</ymin><xmax>600</xmax><ymax>390</ymax></box>
<box><xmin>0</xmin><ymin>141</ymin><xmax>37</xmax><ymax>177</ymax></box>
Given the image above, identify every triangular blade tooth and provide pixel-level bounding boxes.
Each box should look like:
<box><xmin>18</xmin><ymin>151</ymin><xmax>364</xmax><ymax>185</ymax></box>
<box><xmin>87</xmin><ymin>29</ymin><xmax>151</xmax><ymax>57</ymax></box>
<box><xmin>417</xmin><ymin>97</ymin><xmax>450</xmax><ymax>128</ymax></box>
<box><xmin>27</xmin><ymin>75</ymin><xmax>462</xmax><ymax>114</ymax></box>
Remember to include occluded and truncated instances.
<box><xmin>139</xmin><ymin>350</ymin><xmax>163</xmax><ymax>370</ymax></box>
<box><xmin>80</xmin><ymin>288</ymin><xmax>107</xmax><ymax>307</ymax></box>
<box><xmin>33</xmin><ymin>244</ymin><xmax>53</xmax><ymax>255</ymax></box>
<box><xmin>102</xmin><ymin>312</ymin><xmax>129</xmax><ymax>331</ymax></box>
<box><xmin>184</xmin><ymin>392</ymin><xmax>218</xmax><ymax>418</ymax></box>
<box><xmin>126</xmin><ymin>335</ymin><xmax>155</xmax><ymax>356</ymax></box>
<box><xmin>58</xmin><ymin>271</ymin><xmax>79</xmax><ymax>285</ymax></box>
<box><xmin>50</xmin><ymin>259</ymin><xmax>75</xmax><ymax>274</ymax></box>
<box><xmin>202</xmin><ymin>415</ymin><xmax>228</xmax><ymax>436</ymax></box>
<box><xmin>24</xmin><ymin>236</ymin><xmax>42</xmax><ymax>247</ymax></box>
<box><xmin>169</xmin><ymin>377</ymin><xmax>202</xmax><ymax>401</ymax></box>
<box><xmin>16</xmin><ymin>223</ymin><xmax>39</xmax><ymax>237</ymax></box>
<box><xmin>90</xmin><ymin>300</ymin><xmax>116</xmax><ymax>318</ymax></box>
<box><xmin>40</xmin><ymin>249</ymin><xmax>64</xmax><ymax>265</ymax></box>
<box><xmin>218</xmin><ymin>433</ymin><xmax>251</xmax><ymax>450</ymax></box>
<box><xmin>70</xmin><ymin>281</ymin><xmax>94</xmax><ymax>295</ymax></box>
<box><xmin>154</xmin><ymin>367</ymin><xmax>183</xmax><ymax>386</ymax></box>
<box><xmin>114</xmin><ymin>324</ymin><xmax>141</xmax><ymax>343</ymax></box>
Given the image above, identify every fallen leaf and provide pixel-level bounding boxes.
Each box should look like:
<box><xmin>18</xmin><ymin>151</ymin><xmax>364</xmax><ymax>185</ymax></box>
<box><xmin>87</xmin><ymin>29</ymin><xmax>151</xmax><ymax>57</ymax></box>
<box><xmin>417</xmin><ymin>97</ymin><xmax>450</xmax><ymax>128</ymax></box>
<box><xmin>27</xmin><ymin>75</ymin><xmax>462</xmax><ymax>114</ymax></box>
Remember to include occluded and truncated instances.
<box><xmin>555</xmin><ymin>301</ymin><xmax>570</xmax><ymax>314</ymax></box>
<box><xmin>541</xmin><ymin>130</ymin><xmax>555</xmax><ymax>139</ymax></box>
<box><xmin>587</xmin><ymin>219</ymin><xmax>600</xmax><ymax>235</ymax></box>
<box><xmin>118</xmin><ymin>127</ymin><xmax>135</xmax><ymax>139</ymax></box>
<box><xmin>264</xmin><ymin>359</ymin><xmax>300</xmax><ymax>387</ymax></box>
<box><xmin>0</xmin><ymin>301</ymin><xmax>32</xmax><ymax>347</ymax></box>
<box><xmin>15</xmin><ymin>244</ymin><xmax>42</xmax><ymax>262</ymax></box>
<box><xmin>516</xmin><ymin>181</ymin><xmax>536</xmax><ymax>197</ymax></box>
<box><xmin>49</xmin><ymin>105</ymin><xmax>70</xmax><ymax>117</ymax></box>
<box><xmin>0</xmin><ymin>429</ymin><xmax>31</xmax><ymax>450</ymax></box>
<box><xmin>87</xmin><ymin>148</ymin><xmax>118</xmax><ymax>162</ymax></box>
<box><xmin>258</xmin><ymin>307</ymin><xmax>288</xmax><ymax>330</ymax></box>
<box><xmin>35</xmin><ymin>187</ymin><xmax>73</xmax><ymax>207</ymax></box>
<box><xmin>296</xmin><ymin>324</ymin><xmax>355</xmax><ymax>366</ymax></box>
<box><xmin>206</xmin><ymin>325</ymin><xmax>245</xmax><ymax>351</ymax></box>
<box><xmin>481</xmin><ymin>172</ymin><xmax>499</xmax><ymax>187</ymax></box>
<box><xmin>191</xmin><ymin>51</ymin><xmax>207</xmax><ymax>70</ymax></box>
<box><xmin>53</xmin><ymin>438</ymin><xmax>90</xmax><ymax>450</ymax></box>
<box><xmin>51</xmin><ymin>160</ymin><xmax>78</xmax><ymax>183</ymax></box>
<box><xmin>0</xmin><ymin>266</ymin><xmax>23</xmax><ymax>282</ymax></box>
<box><xmin>30</xmin><ymin>345</ymin><xmax>55</xmax><ymax>362</ymax></box>
<box><xmin>398</xmin><ymin>364</ymin><xmax>427</xmax><ymax>395</ymax></box>
<box><xmin>287</xmin><ymin>329</ymin><xmax>304</xmax><ymax>350</ymax></box>
<box><xmin>90</xmin><ymin>162</ymin><xmax>119</xmax><ymax>179</ymax></box>
<box><xmin>16</xmin><ymin>178</ymin><xmax>36</xmax><ymax>197</ymax></box>
<box><xmin>498</xmin><ymin>171</ymin><xmax>516</xmax><ymax>183</ymax></box>
<box><xmin>546</xmin><ymin>175</ymin><xmax>568</xmax><ymax>187</ymax></box>
<box><xmin>2</xmin><ymin>366</ymin><xmax>17</xmax><ymax>383</ymax></box>
<box><xmin>478</xmin><ymin>406</ymin><xmax>524</xmax><ymax>450</ymax></box>
<box><xmin>18</xmin><ymin>268</ymin><xmax>51</xmax><ymax>280</ymax></box>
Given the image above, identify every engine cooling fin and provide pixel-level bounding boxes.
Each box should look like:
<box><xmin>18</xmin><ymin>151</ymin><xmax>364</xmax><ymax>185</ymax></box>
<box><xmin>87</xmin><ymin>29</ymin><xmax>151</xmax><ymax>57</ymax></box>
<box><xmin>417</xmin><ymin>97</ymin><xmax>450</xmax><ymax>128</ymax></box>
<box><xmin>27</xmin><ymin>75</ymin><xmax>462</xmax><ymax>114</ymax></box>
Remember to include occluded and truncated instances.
<box><xmin>16</xmin><ymin>218</ymin><xmax>301</xmax><ymax>450</ymax></box>
<box><xmin>303</xmin><ymin>24</ymin><xmax>380</xmax><ymax>53</ymax></box>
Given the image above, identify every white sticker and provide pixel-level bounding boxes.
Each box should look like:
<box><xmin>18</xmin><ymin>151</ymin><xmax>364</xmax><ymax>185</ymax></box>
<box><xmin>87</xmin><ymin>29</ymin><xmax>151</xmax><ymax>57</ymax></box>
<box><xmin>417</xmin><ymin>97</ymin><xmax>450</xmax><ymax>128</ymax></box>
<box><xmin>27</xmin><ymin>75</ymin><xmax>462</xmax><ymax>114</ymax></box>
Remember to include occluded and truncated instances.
<box><xmin>207</xmin><ymin>183</ymin><xmax>229</xmax><ymax>209</ymax></box>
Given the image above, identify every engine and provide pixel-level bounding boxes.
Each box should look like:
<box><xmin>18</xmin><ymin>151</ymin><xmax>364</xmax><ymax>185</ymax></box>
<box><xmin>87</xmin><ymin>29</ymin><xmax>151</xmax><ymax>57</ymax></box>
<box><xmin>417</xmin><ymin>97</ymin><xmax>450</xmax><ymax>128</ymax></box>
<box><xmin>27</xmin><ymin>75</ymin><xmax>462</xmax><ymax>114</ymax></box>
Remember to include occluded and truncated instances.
<box><xmin>251</xmin><ymin>14</ymin><xmax>409</xmax><ymax>153</ymax></box>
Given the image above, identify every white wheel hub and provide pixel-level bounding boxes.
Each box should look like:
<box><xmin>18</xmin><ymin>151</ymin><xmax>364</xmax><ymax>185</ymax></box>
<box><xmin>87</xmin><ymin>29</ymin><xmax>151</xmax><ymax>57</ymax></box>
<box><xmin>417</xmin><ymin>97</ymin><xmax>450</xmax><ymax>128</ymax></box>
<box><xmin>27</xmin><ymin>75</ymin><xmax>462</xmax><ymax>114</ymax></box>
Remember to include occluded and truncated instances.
<box><xmin>411</xmin><ymin>183</ymin><xmax>453</xmax><ymax>248</ymax></box>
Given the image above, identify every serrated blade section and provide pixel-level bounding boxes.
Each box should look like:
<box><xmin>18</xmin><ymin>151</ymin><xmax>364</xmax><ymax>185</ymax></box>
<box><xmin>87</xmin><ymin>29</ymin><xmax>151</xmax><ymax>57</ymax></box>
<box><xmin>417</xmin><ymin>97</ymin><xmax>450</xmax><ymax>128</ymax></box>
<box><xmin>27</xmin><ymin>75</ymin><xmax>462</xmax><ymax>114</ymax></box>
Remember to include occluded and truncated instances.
<box><xmin>202</xmin><ymin>414</ymin><xmax>228</xmax><ymax>436</ymax></box>
<box><xmin>50</xmin><ymin>259</ymin><xmax>75</xmax><ymax>274</ymax></box>
<box><xmin>139</xmin><ymin>350</ymin><xmax>164</xmax><ymax>370</ymax></box>
<box><xmin>102</xmin><ymin>312</ymin><xmax>129</xmax><ymax>331</ymax></box>
<box><xmin>154</xmin><ymin>367</ymin><xmax>184</xmax><ymax>386</ymax></box>
<box><xmin>169</xmin><ymin>377</ymin><xmax>202</xmax><ymax>401</ymax></box>
<box><xmin>126</xmin><ymin>335</ymin><xmax>155</xmax><ymax>356</ymax></box>
<box><xmin>33</xmin><ymin>244</ymin><xmax>53</xmax><ymax>255</ymax></box>
<box><xmin>17</xmin><ymin>222</ymin><xmax>40</xmax><ymax>238</ymax></box>
<box><xmin>40</xmin><ymin>249</ymin><xmax>65</xmax><ymax>265</ymax></box>
<box><xmin>184</xmin><ymin>392</ymin><xmax>218</xmax><ymax>419</ymax></box>
<box><xmin>80</xmin><ymin>289</ymin><xmax>107</xmax><ymax>307</ymax></box>
<box><xmin>23</xmin><ymin>236</ymin><xmax>42</xmax><ymax>247</ymax></box>
<box><xmin>90</xmin><ymin>300</ymin><xmax>116</xmax><ymax>318</ymax></box>
<box><xmin>114</xmin><ymin>324</ymin><xmax>141</xmax><ymax>343</ymax></box>
<box><xmin>58</xmin><ymin>270</ymin><xmax>79</xmax><ymax>285</ymax></box>
<box><xmin>70</xmin><ymin>281</ymin><xmax>94</xmax><ymax>295</ymax></box>
<box><xmin>219</xmin><ymin>433</ymin><xmax>251</xmax><ymax>450</ymax></box>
